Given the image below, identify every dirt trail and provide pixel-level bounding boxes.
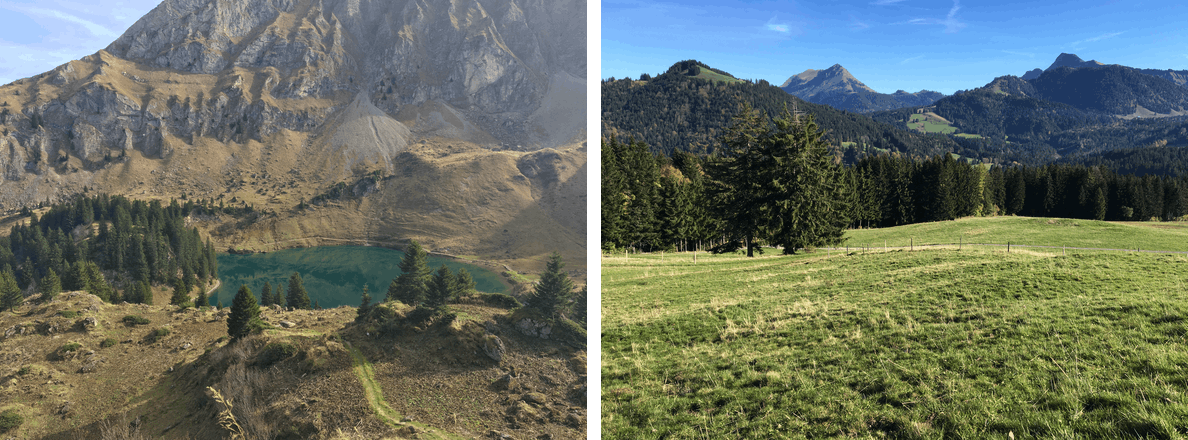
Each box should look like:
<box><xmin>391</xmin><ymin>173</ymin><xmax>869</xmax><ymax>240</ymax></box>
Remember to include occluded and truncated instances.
<box><xmin>347</xmin><ymin>343</ymin><xmax>459</xmax><ymax>439</ymax></box>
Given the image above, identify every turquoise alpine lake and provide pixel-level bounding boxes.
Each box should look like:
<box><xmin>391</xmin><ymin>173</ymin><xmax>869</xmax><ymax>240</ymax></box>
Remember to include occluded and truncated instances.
<box><xmin>213</xmin><ymin>245</ymin><xmax>507</xmax><ymax>308</ymax></box>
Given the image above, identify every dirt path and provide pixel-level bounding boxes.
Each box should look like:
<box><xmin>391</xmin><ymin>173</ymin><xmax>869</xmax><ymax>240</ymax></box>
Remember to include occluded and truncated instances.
<box><xmin>346</xmin><ymin>343</ymin><xmax>459</xmax><ymax>439</ymax></box>
<box><xmin>205</xmin><ymin>279</ymin><xmax>221</xmax><ymax>296</ymax></box>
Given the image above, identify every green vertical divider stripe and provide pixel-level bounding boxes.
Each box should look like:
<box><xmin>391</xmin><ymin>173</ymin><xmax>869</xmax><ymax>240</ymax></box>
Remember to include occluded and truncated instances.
<box><xmin>586</xmin><ymin>0</ymin><xmax>603</xmax><ymax>437</ymax></box>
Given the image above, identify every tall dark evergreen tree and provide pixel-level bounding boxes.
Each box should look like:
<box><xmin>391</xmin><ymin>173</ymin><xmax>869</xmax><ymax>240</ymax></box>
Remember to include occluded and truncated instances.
<box><xmin>227</xmin><ymin>285</ymin><xmax>261</xmax><ymax>340</ymax></box>
<box><xmin>287</xmin><ymin>272</ymin><xmax>311</xmax><ymax>310</ymax></box>
<box><xmin>40</xmin><ymin>268</ymin><xmax>61</xmax><ymax>303</ymax></box>
<box><xmin>427</xmin><ymin>265</ymin><xmax>455</xmax><ymax>310</ymax></box>
<box><xmin>171</xmin><ymin>278</ymin><xmax>189</xmax><ymax>306</ymax></box>
<box><xmin>260</xmin><ymin>281</ymin><xmax>273</xmax><ymax>306</ymax></box>
<box><xmin>357</xmin><ymin>284</ymin><xmax>372</xmax><ymax>320</ymax></box>
<box><xmin>525</xmin><ymin>252</ymin><xmax>574</xmax><ymax>319</ymax></box>
<box><xmin>389</xmin><ymin>240</ymin><xmax>431</xmax><ymax>306</ymax></box>
<box><xmin>0</xmin><ymin>268</ymin><xmax>20</xmax><ymax>311</ymax></box>
<box><xmin>453</xmin><ymin>268</ymin><xmax>476</xmax><ymax>299</ymax></box>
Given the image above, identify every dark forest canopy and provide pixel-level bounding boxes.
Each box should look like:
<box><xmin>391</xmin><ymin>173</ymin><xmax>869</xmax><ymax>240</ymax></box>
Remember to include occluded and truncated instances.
<box><xmin>603</xmin><ymin>134</ymin><xmax>1188</xmax><ymax>253</ymax></box>
<box><xmin>1</xmin><ymin>194</ymin><xmax>222</xmax><ymax>304</ymax></box>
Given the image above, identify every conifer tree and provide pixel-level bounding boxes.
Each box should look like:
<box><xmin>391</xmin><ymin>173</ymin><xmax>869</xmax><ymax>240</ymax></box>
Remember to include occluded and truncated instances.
<box><xmin>227</xmin><ymin>285</ymin><xmax>261</xmax><ymax>340</ymax></box>
<box><xmin>0</xmin><ymin>267</ymin><xmax>21</xmax><ymax>311</ymax></box>
<box><xmin>40</xmin><ymin>268</ymin><xmax>61</xmax><ymax>303</ymax></box>
<box><xmin>196</xmin><ymin>287</ymin><xmax>208</xmax><ymax>308</ymax></box>
<box><xmin>525</xmin><ymin>252</ymin><xmax>574</xmax><ymax>319</ymax></box>
<box><xmin>453</xmin><ymin>268</ymin><xmax>476</xmax><ymax>299</ymax></box>
<box><xmin>388</xmin><ymin>240</ymin><xmax>431</xmax><ymax>305</ymax></box>
<box><xmin>571</xmin><ymin>286</ymin><xmax>588</xmax><ymax>327</ymax></box>
<box><xmin>171</xmin><ymin>277</ymin><xmax>189</xmax><ymax>306</ymax></box>
<box><xmin>286</xmin><ymin>272</ymin><xmax>311</xmax><ymax>309</ymax></box>
<box><xmin>260</xmin><ymin>281</ymin><xmax>273</xmax><ymax>306</ymax></box>
<box><xmin>427</xmin><ymin>265</ymin><xmax>455</xmax><ymax>310</ymax></box>
<box><xmin>357</xmin><ymin>284</ymin><xmax>372</xmax><ymax>320</ymax></box>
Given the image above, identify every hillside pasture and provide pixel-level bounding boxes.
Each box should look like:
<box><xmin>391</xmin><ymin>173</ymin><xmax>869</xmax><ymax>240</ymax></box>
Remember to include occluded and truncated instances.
<box><xmin>603</xmin><ymin>218</ymin><xmax>1188</xmax><ymax>438</ymax></box>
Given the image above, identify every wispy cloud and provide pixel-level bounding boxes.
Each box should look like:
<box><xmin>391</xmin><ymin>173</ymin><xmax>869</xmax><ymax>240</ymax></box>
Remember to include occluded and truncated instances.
<box><xmin>902</xmin><ymin>0</ymin><xmax>966</xmax><ymax>34</ymax></box>
<box><xmin>1069</xmin><ymin>31</ymin><xmax>1123</xmax><ymax>48</ymax></box>
<box><xmin>901</xmin><ymin>55</ymin><xmax>925</xmax><ymax>65</ymax></box>
<box><xmin>765</xmin><ymin>16</ymin><xmax>790</xmax><ymax>33</ymax></box>
<box><xmin>0</xmin><ymin>4</ymin><xmax>118</xmax><ymax>39</ymax></box>
<box><xmin>850</xmin><ymin>16</ymin><xmax>870</xmax><ymax>31</ymax></box>
<box><xmin>872</xmin><ymin>0</ymin><xmax>907</xmax><ymax>5</ymax></box>
<box><xmin>1001</xmin><ymin>50</ymin><xmax>1035</xmax><ymax>58</ymax></box>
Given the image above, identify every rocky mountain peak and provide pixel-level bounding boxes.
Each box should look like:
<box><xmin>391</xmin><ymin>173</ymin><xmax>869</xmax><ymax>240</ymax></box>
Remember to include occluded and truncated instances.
<box><xmin>0</xmin><ymin>0</ymin><xmax>586</xmax><ymax>209</ymax></box>
<box><xmin>1047</xmin><ymin>53</ymin><xmax>1104</xmax><ymax>71</ymax></box>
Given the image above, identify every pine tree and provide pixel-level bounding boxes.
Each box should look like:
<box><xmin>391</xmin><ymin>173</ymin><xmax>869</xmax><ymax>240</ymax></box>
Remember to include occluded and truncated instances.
<box><xmin>286</xmin><ymin>272</ymin><xmax>311</xmax><ymax>309</ymax></box>
<box><xmin>427</xmin><ymin>265</ymin><xmax>454</xmax><ymax>310</ymax></box>
<box><xmin>571</xmin><ymin>286</ymin><xmax>588</xmax><ymax>327</ymax></box>
<box><xmin>196</xmin><ymin>287</ymin><xmax>208</xmax><ymax>308</ymax></box>
<box><xmin>0</xmin><ymin>267</ymin><xmax>21</xmax><ymax>311</ymax></box>
<box><xmin>357</xmin><ymin>284</ymin><xmax>372</xmax><ymax>320</ymax></box>
<box><xmin>525</xmin><ymin>252</ymin><xmax>574</xmax><ymax>319</ymax></box>
<box><xmin>453</xmin><ymin>268</ymin><xmax>476</xmax><ymax>299</ymax></box>
<box><xmin>388</xmin><ymin>240</ymin><xmax>431</xmax><ymax>305</ymax></box>
<box><xmin>171</xmin><ymin>278</ymin><xmax>189</xmax><ymax>306</ymax></box>
<box><xmin>227</xmin><ymin>285</ymin><xmax>261</xmax><ymax>340</ymax></box>
<box><xmin>40</xmin><ymin>268</ymin><xmax>62</xmax><ymax>303</ymax></box>
<box><xmin>260</xmin><ymin>281</ymin><xmax>273</xmax><ymax>306</ymax></box>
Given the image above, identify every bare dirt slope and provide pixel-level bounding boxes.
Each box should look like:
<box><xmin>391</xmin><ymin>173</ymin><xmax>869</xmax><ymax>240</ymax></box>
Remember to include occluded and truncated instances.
<box><xmin>0</xmin><ymin>292</ymin><xmax>586</xmax><ymax>439</ymax></box>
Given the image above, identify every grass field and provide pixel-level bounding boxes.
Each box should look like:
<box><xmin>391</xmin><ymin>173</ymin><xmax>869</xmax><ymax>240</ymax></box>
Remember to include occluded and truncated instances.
<box><xmin>603</xmin><ymin>217</ymin><xmax>1188</xmax><ymax>438</ymax></box>
<box><xmin>907</xmin><ymin>113</ymin><xmax>958</xmax><ymax>135</ymax></box>
<box><xmin>693</xmin><ymin>70</ymin><xmax>744</xmax><ymax>84</ymax></box>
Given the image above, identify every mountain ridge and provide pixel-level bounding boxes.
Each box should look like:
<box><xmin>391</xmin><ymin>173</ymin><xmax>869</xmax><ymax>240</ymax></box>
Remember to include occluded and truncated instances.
<box><xmin>778</xmin><ymin>63</ymin><xmax>944</xmax><ymax>113</ymax></box>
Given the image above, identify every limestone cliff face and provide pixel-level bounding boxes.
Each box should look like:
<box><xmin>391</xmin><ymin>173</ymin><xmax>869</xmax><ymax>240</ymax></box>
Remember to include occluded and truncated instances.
<box><xmin>0</xmin><ymin>0</ymin><xmax>585</xmax><ymax>210</ymax></box>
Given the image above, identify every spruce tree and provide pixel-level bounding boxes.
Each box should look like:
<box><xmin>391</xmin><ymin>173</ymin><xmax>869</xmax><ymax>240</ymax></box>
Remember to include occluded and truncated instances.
<box><xmin>227</xmin><ymin>285</ymin><xmax>261</xmax><ymax>340</ymax></box>
<box><xmin>525</xmin><ymin>252</ymin><xmax>574</xmax><ymax>319</ymax></box>
<box><xmin>389</xmin><ymin>240</ymin><xmax>431</xmax><ymax>305</ymax></box>
<box><xmin>453</xmin><ymin>268</ymin><xmax>476</xmax><ymax>299</ymax></box>
<box><xmin>357</xmin><ymin>284</ymin><xmax>372</xmax><ymax>320</ymax></box>
<box><xmin>196</xmin><ymin>287</ymin><xmax>208</xmax><ymax>308</ymax></box>
<box><xmin>171</xmin><ymin>278</ymin><xmax>189</xmax><ymax>306</ymax></box>
<box><xmin>260</xmin><ymin>281</ymin><xmax>273</xmax><ymax>306</ymax></box>
<box><xmin>427</xmin><ymin>265</ymin><xmax>454</xmax><ymax>310</ymax></box>
<box><xmin>572</xmin><ymin>286</ymin><xmax>588</xmax><ymax>327</ymax></box>
<box><xmin>286</xmin><ymin>272</ymin><xmax>311</xmax><ymax>309</ymax></box>
<box><xmin>40</xmin><ymin>269</ymin><xmax>62</xmax><ymax>303</ymax></box>
<box><xmin>0</xmin><ymin>267</ymin><xmax>21</xmax><ymax>311</ymax></box>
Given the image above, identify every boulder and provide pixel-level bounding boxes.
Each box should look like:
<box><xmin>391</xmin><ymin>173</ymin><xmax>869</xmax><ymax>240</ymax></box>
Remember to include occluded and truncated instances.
<box><xmin>490</xmin><ymin>373</ymin><xmax>516</xmax><ymax>392</ymax></box>
<box><xmin>482</xmin><ymin>334</ymin><xmax>505</xmax><ymax>363</ymax></box>
<box><xmin>80</xmin><ymin>316</ymin><xmax>98</xmax><ymax>331</ymax></box>
<box><xmin>279</xmin><ymin>320</ymin><xmax>297</xmax><ymax>328</ymax></box>
<box><xmin>516</xmin><ymin>318</ymin><xmax>552</xmax><ymax>339</ymax></box>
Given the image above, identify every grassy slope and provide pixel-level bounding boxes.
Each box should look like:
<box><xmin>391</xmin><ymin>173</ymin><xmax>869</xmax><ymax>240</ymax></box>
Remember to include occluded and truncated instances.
<box><xmin>693</xmin><ymin>70</ymin><xmax>744</xmax><ymax>84</ymax></box>
<box><xmin>844</xmin><ymin>216</ymin><xmax>1188</xmax><ymax>253</ymax></box>
<box><xmin>603</xmin><ymin>217</ymin><xmax>1188</xmax><ymax>438</ymax></box>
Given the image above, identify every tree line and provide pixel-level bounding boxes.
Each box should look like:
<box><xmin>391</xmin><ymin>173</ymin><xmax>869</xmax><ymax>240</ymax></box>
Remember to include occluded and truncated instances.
<box><xmin>0</xmin><ymin>194</ymin><xmax>219</xmax><ymax>310</ymax></box>
<box><xmin>603</xmin><ymin>107</ymin><xmax>1188</xmax><ymax>254</ymax></box>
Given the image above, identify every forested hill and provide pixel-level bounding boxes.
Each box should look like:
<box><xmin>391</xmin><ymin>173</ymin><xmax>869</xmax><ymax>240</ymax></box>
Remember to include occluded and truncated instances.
<box><xmin>1031</xmin><ymin>65</ymin><xmax>1188</xmax><ymax>116</ymax></box>
<box><xmin>602</xmin><ymin>60</ymin><xmax>962</xmax><ymax>158</ymax></box>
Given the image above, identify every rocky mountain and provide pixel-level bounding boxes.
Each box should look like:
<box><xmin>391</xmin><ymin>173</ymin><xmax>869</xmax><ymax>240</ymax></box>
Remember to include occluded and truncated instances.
<box><xmin>779</xmin><ymin>64</ymin><xmax>944</xmax><ymax>113</ymax></box>
<box><xmin>1046</xmin><ymin>53</ymin><xmax>1106</xmax><ymax>70</ymax></box>
<box><xmin>0</xmin><ymin>0</ymin><xmax>587</xmax><ymax>270</ymax></box>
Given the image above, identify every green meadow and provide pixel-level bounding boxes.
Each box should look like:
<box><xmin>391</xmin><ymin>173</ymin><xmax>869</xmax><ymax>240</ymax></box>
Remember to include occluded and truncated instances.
<box><xmin>907</xmin><ymin>113</ymin><xmax>958</xmax><ymax>135</ymax></box>
<box><xmin>603</xmin><ymin>217</ymin><xmax>1188</xmax><ymax>438</ymax></box>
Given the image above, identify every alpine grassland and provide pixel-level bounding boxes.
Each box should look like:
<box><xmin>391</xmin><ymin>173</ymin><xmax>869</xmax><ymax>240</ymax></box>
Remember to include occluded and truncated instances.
<box><xmin>602</xmin><ymin>217</ymin><xmax>1188</xmax><ymax>438</ymax></box>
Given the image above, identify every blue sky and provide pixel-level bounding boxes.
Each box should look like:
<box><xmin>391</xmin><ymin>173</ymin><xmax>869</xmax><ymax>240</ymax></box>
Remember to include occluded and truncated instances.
<box><xmin>0</xmin><ymin>0</ymin><xmax>160</xmax><ymax>85</ymax></box>
<box><xmin>603</xmin><ymin>0</ymin><xmax>1188</xmax><ymax>95</ymax></box>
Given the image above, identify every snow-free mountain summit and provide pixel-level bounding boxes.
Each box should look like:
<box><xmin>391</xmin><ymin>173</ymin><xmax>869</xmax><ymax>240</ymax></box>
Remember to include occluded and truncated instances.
<box><xmin>0</xmin><ymin>0</ymin><xmax>587</xmax><ymax>269</ymax></box>
<box><xmin>779</xmin><ymin>64</ymin><xmax>943</xmax><ymax>113</ymax></box>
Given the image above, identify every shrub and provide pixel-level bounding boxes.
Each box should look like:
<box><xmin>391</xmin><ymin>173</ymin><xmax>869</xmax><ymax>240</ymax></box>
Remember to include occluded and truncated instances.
<box><xmin>480</xmin><ymin>292</ymin><xmax>522</xmax><ymax>309</ymax></box>
<box><xmin>405</xmin><ymin>306</ymin><xmax>436</xmax><ymax>326</ymax></box>
<box><xmin>146</xmin><ymin>327</ymin><xmax>170</xmax><ymax>343</ymax></box>
<box><xmin>122</xmin><ymin>315</ymin><xmax>151</xmax><ymax>326</ymax></box>
<box><xmin>0</xmin><ymin>409</ymin><xmax>22</xmax><ymax>432</ymax></box>
<box><xmin>57</xmin><ymin>310</ymin><xmax>80</xmax><ymax>318</ymax></box>
<box><xmin>100</xmin><ymin>338</ymin><xmax>118</xmax><ymax>348</ymax></box>
<box><xmin>16</xmin><ymin>366</ymin><xmax>30</xmax><ymax>376</ymax></box>
<box><xmin>257</xmin><ymin>342</ymin><xmax>298</xmax><ymax>366</ymax></box>
<box><xmin>60</xmin><ymin>342</ymin><xmax>82</xmax><ymax>353</ymax></box>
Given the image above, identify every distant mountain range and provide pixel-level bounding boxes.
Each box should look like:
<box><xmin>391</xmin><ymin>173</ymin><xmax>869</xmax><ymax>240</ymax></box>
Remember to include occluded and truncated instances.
<box><xmin>779</xmin><ymin>64</ymin><xmax>945</xmax><ymax>113</ymax></box>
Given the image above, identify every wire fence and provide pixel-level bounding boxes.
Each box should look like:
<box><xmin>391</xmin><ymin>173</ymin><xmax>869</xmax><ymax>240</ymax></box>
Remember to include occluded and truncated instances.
<box><xmin>827</xmin><ymin>239</ymin><xmax>1188</xmax><ymax>256</ymax></box>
